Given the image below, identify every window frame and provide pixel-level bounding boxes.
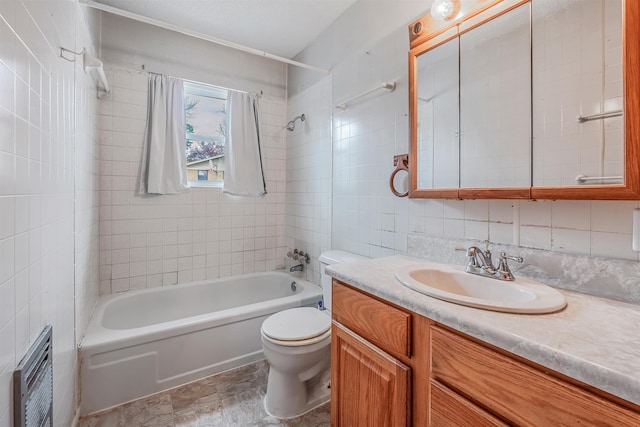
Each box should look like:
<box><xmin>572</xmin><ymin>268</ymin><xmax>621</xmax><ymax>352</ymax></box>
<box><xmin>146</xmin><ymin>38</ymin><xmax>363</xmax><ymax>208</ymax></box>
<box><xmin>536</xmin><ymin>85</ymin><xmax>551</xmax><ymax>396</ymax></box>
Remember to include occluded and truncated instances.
<box><xmin>183</xmin><ymin>80</ymin><xmax>228</xmax><ymax>189</ymax></box>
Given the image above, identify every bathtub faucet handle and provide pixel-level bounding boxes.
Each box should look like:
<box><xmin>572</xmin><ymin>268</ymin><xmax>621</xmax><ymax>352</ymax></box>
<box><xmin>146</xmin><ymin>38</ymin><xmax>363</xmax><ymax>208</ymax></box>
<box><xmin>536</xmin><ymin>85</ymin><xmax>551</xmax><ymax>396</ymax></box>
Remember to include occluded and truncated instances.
<box><xmin>298</xmin><ymin>251</ymin><xmax>310</xmax><ymax>264</ymax></box>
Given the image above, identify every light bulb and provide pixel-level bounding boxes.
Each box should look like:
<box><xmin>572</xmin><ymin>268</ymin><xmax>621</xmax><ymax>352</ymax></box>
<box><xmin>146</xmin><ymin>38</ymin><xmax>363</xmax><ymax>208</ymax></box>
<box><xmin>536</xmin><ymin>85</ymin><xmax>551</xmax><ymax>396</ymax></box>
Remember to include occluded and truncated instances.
<box><xmin>431</xmin><ymin>0</ymin><xmax>455</xmax><ymax>21</ymax></box>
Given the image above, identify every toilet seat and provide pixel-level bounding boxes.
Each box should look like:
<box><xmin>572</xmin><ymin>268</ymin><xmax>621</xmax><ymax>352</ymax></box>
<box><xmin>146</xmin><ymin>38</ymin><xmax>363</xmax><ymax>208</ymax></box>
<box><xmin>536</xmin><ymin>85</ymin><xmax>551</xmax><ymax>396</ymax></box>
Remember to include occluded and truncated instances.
<box><xmin>261</xmin><ymin>307</ymin><xmax>331</xmax><ymax>347</ymax></box>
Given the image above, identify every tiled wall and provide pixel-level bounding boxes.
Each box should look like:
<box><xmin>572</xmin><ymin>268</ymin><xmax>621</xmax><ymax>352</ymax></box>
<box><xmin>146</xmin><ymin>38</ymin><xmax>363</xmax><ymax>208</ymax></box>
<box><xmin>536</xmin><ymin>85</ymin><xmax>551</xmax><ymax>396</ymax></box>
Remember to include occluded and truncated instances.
<box><xmin>290</xmin><ymin>1</ymin><xmax>640</xmax><ymax>266</ymax></box>
<box><xmin>74</xmin><ymin>18</ymin><xmax>101</xmax><ymax>348</ymax></box>
<box><xmin>98</xmin><ymin>66</ymin><xmax>287</xmax><ymax>294</ymax></box>
<box><xmin>285</xmin><ymin>78</ymin><xmax>332</xmax><ymax>284</ymax></box>
<box><xmin>0</xmin><ymin>0</ymin><xmax>100</xmax><ymax>425</ymax></box>
<box><xmin>331</xmin><ymin>25</ymin><xmax>411</xmax><ymax>258</ymax></box>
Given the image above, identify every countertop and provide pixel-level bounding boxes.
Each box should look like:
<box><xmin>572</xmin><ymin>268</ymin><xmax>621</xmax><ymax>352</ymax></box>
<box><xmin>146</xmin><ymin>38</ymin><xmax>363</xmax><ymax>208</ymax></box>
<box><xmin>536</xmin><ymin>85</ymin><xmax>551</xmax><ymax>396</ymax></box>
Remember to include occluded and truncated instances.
<box><xmin>326</xmin><ymin>255</ymin><xmax>640</xmax><ymax>406</ymax></box>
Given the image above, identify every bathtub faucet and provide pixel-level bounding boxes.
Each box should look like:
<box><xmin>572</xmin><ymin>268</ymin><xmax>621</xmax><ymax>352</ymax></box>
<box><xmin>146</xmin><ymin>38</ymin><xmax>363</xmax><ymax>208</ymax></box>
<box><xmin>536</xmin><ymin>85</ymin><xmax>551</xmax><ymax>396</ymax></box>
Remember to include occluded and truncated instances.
<box><xmin>290</xmin><ymin>263</ymin><xmax>304</xmax><ymax>272</ymax></box>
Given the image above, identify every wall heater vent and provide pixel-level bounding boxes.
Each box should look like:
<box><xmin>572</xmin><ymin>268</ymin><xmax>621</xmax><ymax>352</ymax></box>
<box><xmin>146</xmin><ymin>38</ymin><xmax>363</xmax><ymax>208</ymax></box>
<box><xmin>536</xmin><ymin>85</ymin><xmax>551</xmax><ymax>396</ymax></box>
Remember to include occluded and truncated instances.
<box><xmin>13</xmin><ymin>325</ymin><xmax>53</xmax><ymax>427</ymax></box>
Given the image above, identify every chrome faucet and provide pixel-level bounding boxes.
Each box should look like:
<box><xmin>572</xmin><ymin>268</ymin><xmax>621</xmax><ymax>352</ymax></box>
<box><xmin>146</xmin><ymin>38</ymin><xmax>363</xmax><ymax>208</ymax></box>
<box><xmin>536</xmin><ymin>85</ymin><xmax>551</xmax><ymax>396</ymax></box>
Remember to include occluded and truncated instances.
<box><xmin>458</xmin><ymin>246</ymin><xmax>523</xmax><ymax>281</ymax></box>
<box><xmin>290</xmin><ymin>263</ymin><xmax>304</xmax><ymax>272</ymax></box>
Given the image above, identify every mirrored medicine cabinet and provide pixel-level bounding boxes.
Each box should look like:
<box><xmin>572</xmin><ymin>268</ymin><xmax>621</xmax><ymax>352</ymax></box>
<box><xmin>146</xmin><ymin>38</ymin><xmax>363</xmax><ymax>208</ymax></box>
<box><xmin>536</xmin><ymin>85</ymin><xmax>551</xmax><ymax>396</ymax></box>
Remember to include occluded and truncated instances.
<box><xmin>408</xmin><ymin>0</ymin><xmax>640</xmax><ymax>200</ymax></box>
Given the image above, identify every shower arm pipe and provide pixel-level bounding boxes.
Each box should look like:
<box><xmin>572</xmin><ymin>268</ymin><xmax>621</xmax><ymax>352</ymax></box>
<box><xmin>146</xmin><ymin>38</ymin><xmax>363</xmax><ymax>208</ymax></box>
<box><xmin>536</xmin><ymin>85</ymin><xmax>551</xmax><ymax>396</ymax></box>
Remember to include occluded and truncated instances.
<box><xmin>336</xmin><ymin>82</ymin><xmax>396</xmax><ymax>110</ymax></box>
<box><xmin>78</xmin><ymin>0</ymin><xmax>330</xmax><ymax>75</ymax></box>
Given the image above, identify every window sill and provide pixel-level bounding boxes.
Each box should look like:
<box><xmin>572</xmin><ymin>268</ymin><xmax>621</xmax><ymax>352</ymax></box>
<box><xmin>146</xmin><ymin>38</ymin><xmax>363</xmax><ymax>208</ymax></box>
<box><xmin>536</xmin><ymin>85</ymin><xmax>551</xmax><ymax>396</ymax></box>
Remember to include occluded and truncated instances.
<box><xmin>188</xmin><ymin>180</ymin><xmax>223</xmax><ymax>189</ymax></box>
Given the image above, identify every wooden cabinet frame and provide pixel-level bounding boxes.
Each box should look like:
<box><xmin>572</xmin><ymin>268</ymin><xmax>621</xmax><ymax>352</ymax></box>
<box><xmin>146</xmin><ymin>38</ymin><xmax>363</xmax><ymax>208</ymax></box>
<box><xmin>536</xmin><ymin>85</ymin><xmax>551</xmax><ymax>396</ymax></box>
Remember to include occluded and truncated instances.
<box><xmin>408</xmin><ymin>0</ymin><xmax>640</xmax><ymax>200</ymax></box>
<box><xmin>331</xmin><ymin>280</ymin><xmax>640</xmax><ymax>426</ymax></box>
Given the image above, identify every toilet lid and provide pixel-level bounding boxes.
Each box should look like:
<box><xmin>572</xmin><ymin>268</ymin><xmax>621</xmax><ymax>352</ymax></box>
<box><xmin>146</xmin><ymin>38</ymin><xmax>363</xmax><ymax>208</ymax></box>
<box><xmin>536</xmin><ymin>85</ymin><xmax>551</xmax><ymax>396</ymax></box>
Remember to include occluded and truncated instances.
<box><xmin>262</xmin><ymin>307</ymin><xmax>331</xmax><ymax>341</ymax></box>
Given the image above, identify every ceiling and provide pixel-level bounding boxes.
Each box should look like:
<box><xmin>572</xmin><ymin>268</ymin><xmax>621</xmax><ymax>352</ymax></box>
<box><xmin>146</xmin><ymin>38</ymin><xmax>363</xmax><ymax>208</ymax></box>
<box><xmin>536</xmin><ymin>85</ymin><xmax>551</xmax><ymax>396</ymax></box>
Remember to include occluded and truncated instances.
<box><xmin>90</xmin><ymin>0</ymin><xmax>358</xmax><ymax>59</ymax></box>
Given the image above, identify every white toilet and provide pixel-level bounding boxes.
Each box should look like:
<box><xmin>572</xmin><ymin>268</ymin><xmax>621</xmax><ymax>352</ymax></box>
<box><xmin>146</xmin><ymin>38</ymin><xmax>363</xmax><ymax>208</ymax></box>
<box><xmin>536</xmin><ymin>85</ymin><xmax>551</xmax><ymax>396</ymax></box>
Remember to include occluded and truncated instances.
<box><xmin>260</xmin><ymin>250</ymin><xmax>368</xmax><ymax>419</ymax></box>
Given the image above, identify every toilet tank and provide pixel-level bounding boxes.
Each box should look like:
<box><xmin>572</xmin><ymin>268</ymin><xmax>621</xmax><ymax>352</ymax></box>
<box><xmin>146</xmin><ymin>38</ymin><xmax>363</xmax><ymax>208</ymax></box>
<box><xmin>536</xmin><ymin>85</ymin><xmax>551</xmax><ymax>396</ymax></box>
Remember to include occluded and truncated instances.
<box><xmin>319</xmin><ymin>250</ymin><xmax>369</xmax><ymax>312</ymax></box>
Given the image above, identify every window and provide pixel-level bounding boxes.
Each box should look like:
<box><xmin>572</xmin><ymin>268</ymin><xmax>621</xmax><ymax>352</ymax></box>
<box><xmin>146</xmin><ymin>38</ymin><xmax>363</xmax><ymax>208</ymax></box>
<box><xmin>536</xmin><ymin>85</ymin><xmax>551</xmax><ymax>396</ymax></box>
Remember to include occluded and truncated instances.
<box><xmin>184</xmin><ymin>81</ymin><xmax>228</xmax><ymax>187</ymax></box>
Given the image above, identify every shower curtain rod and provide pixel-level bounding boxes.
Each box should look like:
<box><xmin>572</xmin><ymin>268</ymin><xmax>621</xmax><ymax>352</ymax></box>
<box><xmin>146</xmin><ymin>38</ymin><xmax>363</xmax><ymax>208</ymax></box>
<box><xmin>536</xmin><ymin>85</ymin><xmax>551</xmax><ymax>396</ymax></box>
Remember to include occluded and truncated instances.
<box><xmin>78</xmin><ymin>0</ymin><xmax>330</xmax><ymax>75</ymax></box>
<box><xmin>148</xmin><ymin>70</ymin><xmax>262</xmax><ymax>97</ymax></box>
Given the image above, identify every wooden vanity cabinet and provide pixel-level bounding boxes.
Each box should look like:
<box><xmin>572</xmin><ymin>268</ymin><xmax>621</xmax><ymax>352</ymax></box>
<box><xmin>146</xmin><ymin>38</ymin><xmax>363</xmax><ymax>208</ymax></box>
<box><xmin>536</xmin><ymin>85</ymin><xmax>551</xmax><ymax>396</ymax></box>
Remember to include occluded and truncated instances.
<box><xmin>331</xmin><ymin>280</ymin><xmax>431</xmax><ymax>426</ymax></box>
<box><xmin>331</xmin><ymin>279</ymin><xmax>640</xmax><ymax>427</ymax></box>
<box><xmin>331</xmin><ymin>323</ymin><xmax>410</xmax><ymax>426</ymax></box>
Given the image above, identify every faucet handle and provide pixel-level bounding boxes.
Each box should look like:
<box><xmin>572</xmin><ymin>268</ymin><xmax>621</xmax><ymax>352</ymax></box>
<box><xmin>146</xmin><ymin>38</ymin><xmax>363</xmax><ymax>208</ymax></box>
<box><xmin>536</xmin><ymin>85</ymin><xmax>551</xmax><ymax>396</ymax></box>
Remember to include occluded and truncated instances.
<box><xmin>500</xmin><ymin>252</ymin><xmax>523</xmax><ymax>263</ymax></box>
<box><xmin>468</xmin><ymin>247</ymin><xmax>482</xmax><ymax>268</ymax></box>
<box><xmin>496</xmin><ymin>252</ymin><xmax>523</xmax><ymax>281</ymax></box>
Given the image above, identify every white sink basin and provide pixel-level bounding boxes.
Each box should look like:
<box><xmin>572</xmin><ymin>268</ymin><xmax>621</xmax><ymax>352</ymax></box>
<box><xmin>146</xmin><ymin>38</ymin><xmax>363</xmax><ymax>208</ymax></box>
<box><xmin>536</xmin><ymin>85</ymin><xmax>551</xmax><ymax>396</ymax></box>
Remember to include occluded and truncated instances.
<box><xmin>394</xmin><ymin>263</ymin><xmax>567</xmax><ymax>314</ymax></box>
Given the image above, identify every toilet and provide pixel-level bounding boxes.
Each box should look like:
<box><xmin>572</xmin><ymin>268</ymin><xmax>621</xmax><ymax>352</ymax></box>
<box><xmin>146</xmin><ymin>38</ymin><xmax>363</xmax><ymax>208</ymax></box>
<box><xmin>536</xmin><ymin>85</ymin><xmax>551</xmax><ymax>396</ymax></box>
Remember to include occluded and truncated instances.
<box><xmin>260</xmin><ymin>250</ymin><xmax>368</xmax><ymax>419</ymax></box>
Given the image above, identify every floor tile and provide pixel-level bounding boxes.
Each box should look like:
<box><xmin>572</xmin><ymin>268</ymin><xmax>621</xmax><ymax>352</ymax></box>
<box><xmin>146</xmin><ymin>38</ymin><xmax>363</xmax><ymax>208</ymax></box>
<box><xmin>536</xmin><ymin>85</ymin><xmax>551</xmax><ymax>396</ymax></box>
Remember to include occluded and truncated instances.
<box><xmin>78</xmin><ymin>407</ymin><xmax>122</xmax><ymax>427</ymax></box>
<box><xmin>221</xmin><ymin>388</ymin><xmax>266</xmax><ymax>426</ymax></box>
<box><xmin>78</xmin><ymin>360</ymin><xmax>330</xmax><ymax>427</ymax></box>
<box><xmin>120</xmin><ymin>391</ymin><xmax>174</xmax><ymax>426</ymax></box>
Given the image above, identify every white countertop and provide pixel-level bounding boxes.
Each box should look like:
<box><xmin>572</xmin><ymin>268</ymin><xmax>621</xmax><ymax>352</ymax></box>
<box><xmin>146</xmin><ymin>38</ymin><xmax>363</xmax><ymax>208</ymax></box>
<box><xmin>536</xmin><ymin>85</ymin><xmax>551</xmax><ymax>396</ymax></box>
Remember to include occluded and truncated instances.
<box><xmin>326</xmin><ymin>255</ymin><xmax>640</xmax><ymax>406</ymax></box>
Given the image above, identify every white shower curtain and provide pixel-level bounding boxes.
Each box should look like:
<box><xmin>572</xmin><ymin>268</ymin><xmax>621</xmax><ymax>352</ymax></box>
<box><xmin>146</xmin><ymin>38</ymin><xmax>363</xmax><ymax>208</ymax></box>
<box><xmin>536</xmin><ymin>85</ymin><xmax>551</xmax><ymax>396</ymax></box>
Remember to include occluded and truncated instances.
<box><xmin>138</xmin><ymin>74</ymin><xmax>189</xmax><ymax>195</ymax></box>
<box><xmin>223</xmin><ymin>91</ymin><xmax>267</xmax><ymax>197</ymax></box>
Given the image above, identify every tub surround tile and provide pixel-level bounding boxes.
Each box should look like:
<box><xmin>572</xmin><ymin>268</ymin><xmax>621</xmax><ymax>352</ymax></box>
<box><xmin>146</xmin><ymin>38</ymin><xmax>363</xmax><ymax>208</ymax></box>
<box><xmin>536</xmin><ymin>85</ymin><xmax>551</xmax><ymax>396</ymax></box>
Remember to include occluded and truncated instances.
<box><xmin>407</xmin><ymin>233</ymin><xmax>640</xmax><ymax>304</ymax></box>
<box><xmin>326</xmin><ymin>255</ymin><xmax>640</xmax><ymax>406</ymax></box>
<box><xmin>79</xmin><ymin>360</ymin><xmax>329</xmax><ymax>427</ymax></box>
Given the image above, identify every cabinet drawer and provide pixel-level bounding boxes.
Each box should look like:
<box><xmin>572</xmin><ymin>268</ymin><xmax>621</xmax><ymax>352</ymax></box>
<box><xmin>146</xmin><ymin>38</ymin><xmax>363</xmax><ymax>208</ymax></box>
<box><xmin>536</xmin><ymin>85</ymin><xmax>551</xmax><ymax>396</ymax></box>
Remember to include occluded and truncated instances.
<box><xmin>332</xmin><ymin>281</ymin><xmax>411</xmax><ymax>358</ymax></box>
<box><xmin>431</xmin><ymin>326</ymin><xmax>640</xmax><ymax>426</ymax></box>
<box><xmin>430</xmin><ymin>380</ymin><xmax>508</xmax><ymax>427</ymax></box>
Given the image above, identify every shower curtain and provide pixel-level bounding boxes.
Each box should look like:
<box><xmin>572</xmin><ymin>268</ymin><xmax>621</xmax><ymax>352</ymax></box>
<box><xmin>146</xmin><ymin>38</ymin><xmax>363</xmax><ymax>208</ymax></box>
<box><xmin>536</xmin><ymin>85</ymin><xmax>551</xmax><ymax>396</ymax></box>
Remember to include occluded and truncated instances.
<box><xmin>138</xmin><ymin>74</ymin><xmax>189</xmax><ymax>195</ymax></box>
<box><xmin>223</xmin><ymin>91</ymin><xmax>267</xmax><ymax>197</ymax></box>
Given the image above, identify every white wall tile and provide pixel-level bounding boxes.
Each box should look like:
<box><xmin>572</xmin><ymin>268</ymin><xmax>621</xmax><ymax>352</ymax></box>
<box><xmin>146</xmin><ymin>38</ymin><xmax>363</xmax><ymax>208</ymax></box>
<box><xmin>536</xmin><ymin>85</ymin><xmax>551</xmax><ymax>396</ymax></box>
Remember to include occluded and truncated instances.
<box><xmin>520</xmin><ymin>225</ymin><xmax>552</xmax><ymax>250</ymax></box>
<box><xmin>590</xmin><ymin>201</ymin><xmax>637</xmax><ymax>233</ymax></box>
<box><xmin>0</xmin><ymin>2</ymin><xmax>101</xmax><ymax>424</ymax></box>
<box><xmin>98</xmin><ymin>66</ymin><xmax>287</xmax><ymax>292</ymax></box>
<box><xmin>551</xmin><ymin>228</ymin><xmax>591</xmax><ymax>254</ymax></box>
<box><xmin>551</xmin><ymin>200</ymin><xmax>591</xmax><ymax>230</ymax></box>
<box><xmin>591</xmin><ymin>231</ymin><xmax>637</xmax><ymax>261</ymax></box>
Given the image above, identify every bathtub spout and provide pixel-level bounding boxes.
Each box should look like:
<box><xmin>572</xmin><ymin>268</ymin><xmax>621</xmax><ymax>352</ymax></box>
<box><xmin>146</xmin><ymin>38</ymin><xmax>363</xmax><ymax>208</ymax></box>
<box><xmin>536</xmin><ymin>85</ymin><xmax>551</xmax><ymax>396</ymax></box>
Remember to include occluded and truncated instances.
<box><xmin>290</xmin><ymin>264</ymin><xmax>304</xmax><ymax>272</ymax></box>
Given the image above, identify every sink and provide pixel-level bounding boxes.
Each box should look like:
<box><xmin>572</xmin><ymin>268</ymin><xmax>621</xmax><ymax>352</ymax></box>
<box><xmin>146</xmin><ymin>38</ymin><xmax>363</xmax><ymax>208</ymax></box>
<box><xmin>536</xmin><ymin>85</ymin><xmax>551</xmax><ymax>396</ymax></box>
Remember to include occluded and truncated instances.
<box><xmin>394</xmin><ymin>263</ymin><xmax>567</xmax><ymax>314</ymax></box>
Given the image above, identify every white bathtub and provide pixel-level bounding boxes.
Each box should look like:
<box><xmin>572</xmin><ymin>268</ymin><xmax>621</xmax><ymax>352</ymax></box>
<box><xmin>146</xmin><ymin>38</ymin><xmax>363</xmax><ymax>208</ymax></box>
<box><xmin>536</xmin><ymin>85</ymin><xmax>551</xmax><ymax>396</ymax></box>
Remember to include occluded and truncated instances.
<box><xmin>79</xmin><ymin>271</ymin><xmax>322</xmax><ymax>415</ymax></box>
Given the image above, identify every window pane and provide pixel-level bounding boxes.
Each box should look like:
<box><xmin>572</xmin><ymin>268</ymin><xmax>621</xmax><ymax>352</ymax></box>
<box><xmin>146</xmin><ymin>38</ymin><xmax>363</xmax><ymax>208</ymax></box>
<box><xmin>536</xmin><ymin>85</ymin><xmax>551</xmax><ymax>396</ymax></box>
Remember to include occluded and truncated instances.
<box><xmin>185</xmin><ymin>85</ymin><xmax>227</xmax><ymax>183</ymax></box>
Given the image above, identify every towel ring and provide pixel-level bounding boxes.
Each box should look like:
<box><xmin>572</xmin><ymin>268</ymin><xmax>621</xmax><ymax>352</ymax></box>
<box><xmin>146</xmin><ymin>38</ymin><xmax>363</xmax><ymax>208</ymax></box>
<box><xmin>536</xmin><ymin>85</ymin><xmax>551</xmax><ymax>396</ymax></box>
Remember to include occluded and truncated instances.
<box><xmin>390</xmin><ymin>154</ymin><xmax>409</xmax><ymax>197</ymax></box>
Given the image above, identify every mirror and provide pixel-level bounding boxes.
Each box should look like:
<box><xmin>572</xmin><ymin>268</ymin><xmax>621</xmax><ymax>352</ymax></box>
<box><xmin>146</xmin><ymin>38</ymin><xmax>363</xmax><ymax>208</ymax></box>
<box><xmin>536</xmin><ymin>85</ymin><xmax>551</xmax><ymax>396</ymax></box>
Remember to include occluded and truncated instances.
<box><xmin>531</xmin><ymin>0</ymin><xmax>623</xmax><ymax>187</ymax></box>
<box><xmin>416</xmin><ymin>38</ymin><xmax>459</xmax><ymax>190</ymax></box>
<box><xmin>459</xmin><ymin>3</ymin><xmax>530</xmax><ymax>189</ymax></box>
<box><xmin>408</xmin><ymin>0</ymin><xmax>640</xmax><ymax>200</ymax></box>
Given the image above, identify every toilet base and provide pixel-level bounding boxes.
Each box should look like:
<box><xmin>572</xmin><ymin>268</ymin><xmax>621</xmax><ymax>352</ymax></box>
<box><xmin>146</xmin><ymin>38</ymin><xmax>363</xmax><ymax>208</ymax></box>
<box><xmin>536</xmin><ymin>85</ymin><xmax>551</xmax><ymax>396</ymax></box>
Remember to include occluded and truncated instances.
<box><xmin>263</xmin><ymin>367</ymin><xmax>331</xmax><ymax>419</ymax></box>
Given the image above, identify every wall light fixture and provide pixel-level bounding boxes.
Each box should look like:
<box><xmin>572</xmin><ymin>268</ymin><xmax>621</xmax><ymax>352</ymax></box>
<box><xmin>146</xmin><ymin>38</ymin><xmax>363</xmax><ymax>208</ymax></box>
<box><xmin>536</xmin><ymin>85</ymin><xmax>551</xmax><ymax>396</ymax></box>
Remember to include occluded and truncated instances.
<box><xmin>431</xmin><ymin>0</ymin><xmax>457</xmax><ymax>21</ymax></box>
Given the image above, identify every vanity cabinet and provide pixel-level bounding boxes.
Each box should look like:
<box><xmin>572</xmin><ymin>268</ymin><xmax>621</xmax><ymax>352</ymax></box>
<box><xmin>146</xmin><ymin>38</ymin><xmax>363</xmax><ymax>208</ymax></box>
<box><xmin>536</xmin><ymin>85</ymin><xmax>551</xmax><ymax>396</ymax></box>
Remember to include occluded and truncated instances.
<box><xmin>332</xmin><ymin>323</ymin><xmax>410</xmax><ymax>426</ymax></box>
<box><xmin>331</xmin><ymin>281</ymin><xmax>431</xmax><ymax>426</ymax></box>
<box><xmin>331</xmin><ymin>279</ymin><xmax>640</xmax><ymax>427</ymax></box>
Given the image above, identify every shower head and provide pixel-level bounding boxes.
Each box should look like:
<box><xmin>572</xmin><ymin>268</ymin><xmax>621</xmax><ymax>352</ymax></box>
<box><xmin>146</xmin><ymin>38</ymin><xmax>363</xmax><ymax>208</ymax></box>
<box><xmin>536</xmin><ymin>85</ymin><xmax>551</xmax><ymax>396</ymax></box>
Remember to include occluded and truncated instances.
<box><xmin>286</xmin><ymin>114</ymin><xmax>305</xmax><ymax>131</ymax></box>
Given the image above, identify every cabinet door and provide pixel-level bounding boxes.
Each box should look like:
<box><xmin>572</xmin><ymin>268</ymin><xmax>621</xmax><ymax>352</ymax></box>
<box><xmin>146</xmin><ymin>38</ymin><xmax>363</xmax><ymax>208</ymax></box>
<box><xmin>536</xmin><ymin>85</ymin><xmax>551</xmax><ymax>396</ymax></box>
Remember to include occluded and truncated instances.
<box><xmin>331</xmin><ymin>322</ymin><xmax>410</xmax><ymax>427</ymax></box>
<box><xmin>431</xmin><ymin>326</ymin><xmax>640</xmax><ymax>426</ymax></box>
<box><xmin>429</xmin><ymin>381</ymin><xmax>508</xmax><ymax>427</ymax></box>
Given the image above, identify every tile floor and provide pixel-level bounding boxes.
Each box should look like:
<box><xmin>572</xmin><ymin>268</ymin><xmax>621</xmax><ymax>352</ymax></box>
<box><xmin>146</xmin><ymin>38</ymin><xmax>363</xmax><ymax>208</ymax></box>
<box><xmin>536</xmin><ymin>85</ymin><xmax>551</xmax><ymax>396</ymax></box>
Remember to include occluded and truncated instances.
<box><xmin>78</xmin><ymin>360</ymin><xmax>330</xmax><ymax>427</ymax></box>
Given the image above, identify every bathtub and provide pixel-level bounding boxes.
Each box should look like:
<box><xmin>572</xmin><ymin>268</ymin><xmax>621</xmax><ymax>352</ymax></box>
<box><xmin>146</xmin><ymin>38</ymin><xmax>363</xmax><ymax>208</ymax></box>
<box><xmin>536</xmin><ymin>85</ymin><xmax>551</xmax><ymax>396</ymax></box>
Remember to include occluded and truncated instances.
<box><xmin>79</xmin><ymin>271</ymin><xmax>322</xmax><ymax>415</ymax></box>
